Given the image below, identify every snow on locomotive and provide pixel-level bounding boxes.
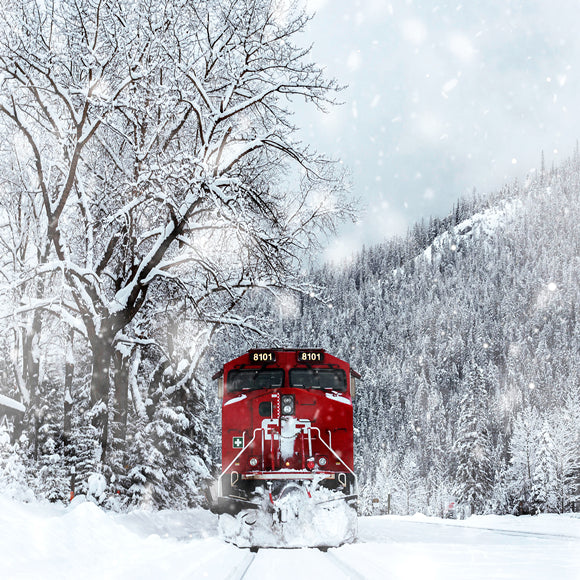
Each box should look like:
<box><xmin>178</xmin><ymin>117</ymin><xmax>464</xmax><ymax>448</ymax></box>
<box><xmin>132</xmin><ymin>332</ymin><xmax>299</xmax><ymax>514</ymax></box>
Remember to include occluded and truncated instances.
<box><xmin>212</xmin><ymin>348</ymin><xmax>360</xmax><ymax>548</ymax></box>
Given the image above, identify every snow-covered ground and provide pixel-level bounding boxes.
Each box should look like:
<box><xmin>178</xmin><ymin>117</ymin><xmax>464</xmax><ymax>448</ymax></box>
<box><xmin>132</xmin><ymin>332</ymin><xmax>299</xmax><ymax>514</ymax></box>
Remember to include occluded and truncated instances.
<box><xmin>1</xmin><ymin>495</ymin><xmax>579</xmax><ymax>579</ymax></box>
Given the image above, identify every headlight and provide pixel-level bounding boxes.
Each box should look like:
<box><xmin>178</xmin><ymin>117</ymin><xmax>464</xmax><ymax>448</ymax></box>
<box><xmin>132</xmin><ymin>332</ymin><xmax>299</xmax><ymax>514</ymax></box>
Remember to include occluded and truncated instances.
<box><xmin>249</xmin><ymin>457</ymin><xmax>258</xmax><ymax>467</ymax></box>
<box><xmin>318</xmin><ymin>456</ymin><xmax>327</xmax><ymax>467</ymax></box>
<box><xmin>281</xmin><ymin>394</ymin><xmax>295</xmax><ymax>415</ymax></box>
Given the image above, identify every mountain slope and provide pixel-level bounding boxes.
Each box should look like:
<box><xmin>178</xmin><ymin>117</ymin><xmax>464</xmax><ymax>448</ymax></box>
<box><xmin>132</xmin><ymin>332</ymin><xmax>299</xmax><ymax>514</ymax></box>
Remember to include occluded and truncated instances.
<box><xmin>280</xmin><ymin>157</ymin><xmax>580</xmax><ymax>515</ymax></box>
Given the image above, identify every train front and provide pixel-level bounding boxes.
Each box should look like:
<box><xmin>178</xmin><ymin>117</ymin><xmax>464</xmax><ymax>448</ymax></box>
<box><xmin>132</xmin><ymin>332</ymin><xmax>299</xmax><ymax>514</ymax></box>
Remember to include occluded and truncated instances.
<box><xmin>214</xmin><ymin>349</ymin><xmax>359</xmax><ymax>548</ymax></box>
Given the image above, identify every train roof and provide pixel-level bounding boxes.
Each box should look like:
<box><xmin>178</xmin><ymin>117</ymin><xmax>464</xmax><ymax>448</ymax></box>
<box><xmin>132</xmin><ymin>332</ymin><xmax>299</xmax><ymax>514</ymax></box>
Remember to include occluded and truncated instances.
<box><xmin>212</xmin><ymin>349</ymin><xmax>361</xmax><ymax>380</ymax></box>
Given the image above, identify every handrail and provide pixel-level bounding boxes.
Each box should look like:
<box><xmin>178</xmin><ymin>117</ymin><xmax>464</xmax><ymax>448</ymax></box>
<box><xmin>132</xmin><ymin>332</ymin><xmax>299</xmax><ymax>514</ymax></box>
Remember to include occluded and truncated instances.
<box><xmin>310</xmin><ymin>426</ymin><xmax>357</xmax><ymax>479</ymax></box>
<box><xmin>218</xmin><ymin>428</ymin><xmax>263</xmax><ymax>496</ymax></box>
<box><xmin>217</xmin><ymin>425</ymin><xmax>358</xmax><ymax>497</ymax></box>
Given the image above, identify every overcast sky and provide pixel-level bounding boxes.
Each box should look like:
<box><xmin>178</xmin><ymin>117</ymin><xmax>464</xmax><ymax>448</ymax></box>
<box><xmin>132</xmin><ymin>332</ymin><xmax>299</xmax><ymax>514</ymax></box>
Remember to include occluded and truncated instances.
<box><xmin>294</xmin><ymin>0</ymin><xmax>580</xmax><ymax>261</ymax></box>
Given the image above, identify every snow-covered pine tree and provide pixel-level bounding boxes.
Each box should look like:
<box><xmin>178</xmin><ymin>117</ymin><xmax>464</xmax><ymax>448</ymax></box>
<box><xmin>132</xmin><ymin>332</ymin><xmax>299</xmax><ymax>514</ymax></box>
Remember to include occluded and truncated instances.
<box><xmin>396</xmin><ymin>449</ymin><xmax>425</xmax><ymax>516</ymax></box>
<box><xmin>564</xmin><ymin>393</ymin><xmax>580</xmax><ymax>510</ymax></box>
<box><xmin>124</xmin><ymin>357</ymin><xmax>211</xmax><ymax>510</ymax></box>
<box><xmin>362</xmin><ymin>446</ymin><xmax>397</xmax><ymax>515</ymax></box>
<box><xmin>453</xmin><ymin>362</ymin><xmax>494</xmax><ymax>514</ymax></box>
<box><xmin>531</xmin><ymin>419</ymin><xmax>558</xmax><ymax>512</ymax></box>
<box><xmin>548</xmin><ymin>409</ymin><xmax>577</xmax><ymax>513</ymax></box>
<box><xmin>0</xmin><ymin>429</ymin><xmax>33</xmax><ymax>501</ymax></box>
<box><xmin>507</xmin><ymin>406</ymin><xmax>540</xmax><ymax>509</ymax></box>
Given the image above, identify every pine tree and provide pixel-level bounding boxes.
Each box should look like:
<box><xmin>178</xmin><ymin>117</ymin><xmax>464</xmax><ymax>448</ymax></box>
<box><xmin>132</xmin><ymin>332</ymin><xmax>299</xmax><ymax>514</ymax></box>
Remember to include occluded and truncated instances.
<box><xmin>0</xmin><ymin>429</ymin><xmax>33</xmax><ymax>501</ymax></box>
<box><xmin>453</xmin><ymin>363</ymin><xmax>494</xmax><ymax>514</ymax></box>
<box><xmin>532</xmin><ymin>420</ymin><xmax>557</xmax><ymax>512</ymax></box>
<box><xmin>508</xmin><ymin>406</ymin><xmax>541</xmax><ymax>508</ymax></box>
<box><xmin>545</xmin><ymin>409</ymin><xmax>577</xmax><ymax>513</ymax></box>
<box><xmin>396</xmin><ymin>450</ymin><xmax>424</xmax><ymax>515</ymax></box>
<box><xmin>124</xmin><ymin>363</ymin><xmax>211</xmax><ymax>509</ymax></box>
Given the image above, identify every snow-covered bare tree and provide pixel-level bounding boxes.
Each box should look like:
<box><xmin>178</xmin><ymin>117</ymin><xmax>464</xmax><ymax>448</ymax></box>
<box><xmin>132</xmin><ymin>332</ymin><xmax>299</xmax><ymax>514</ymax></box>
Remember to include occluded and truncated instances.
<box><xmin>0</xmin><ymin>0</ymin><xmax>352</xmax><ymax>495</ymax></box>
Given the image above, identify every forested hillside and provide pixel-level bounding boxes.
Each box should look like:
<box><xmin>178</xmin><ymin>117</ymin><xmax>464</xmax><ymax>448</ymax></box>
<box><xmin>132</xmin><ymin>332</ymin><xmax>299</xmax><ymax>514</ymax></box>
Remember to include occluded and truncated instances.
<box><xmin>273</xmin><ymin>155</ymin><xmax>580</xmax><ymax>516</ymax></box>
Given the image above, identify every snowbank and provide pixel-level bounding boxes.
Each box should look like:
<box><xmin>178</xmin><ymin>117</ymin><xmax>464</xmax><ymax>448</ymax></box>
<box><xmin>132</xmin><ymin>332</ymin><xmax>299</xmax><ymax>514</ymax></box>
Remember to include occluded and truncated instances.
<box><xmin>1</xmin><ymin>495</ymin><xmax>579</xmax><ymax>579</ymax></box>
<box><xmin>0</xmin><ymin>495</ymin><xmax>222</xmax><ymax>579</ymax></box>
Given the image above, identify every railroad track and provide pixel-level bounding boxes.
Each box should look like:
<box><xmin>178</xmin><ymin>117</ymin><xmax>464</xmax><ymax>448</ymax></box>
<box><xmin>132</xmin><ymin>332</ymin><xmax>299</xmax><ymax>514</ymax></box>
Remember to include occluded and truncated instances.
<box><xmin>225</xmin><ymin>547</ymin><xmax>367</xmax><ymax>580</ymax></box>
<box><xmin>226</xmin><ymin>550</ymin><xmax>257</xmax><ymax>580</ymax></box>
<box><xmin>323</xmin><ymin>550</ymin><xmax>366</xmax><ymax>579</ymax></box>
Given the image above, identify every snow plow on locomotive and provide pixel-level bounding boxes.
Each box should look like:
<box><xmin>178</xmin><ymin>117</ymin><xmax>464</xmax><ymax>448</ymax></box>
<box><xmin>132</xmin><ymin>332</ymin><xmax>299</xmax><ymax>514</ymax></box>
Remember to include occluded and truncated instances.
<box><xmin>210</xmin><ymin>349</ymin><xmax>360</xmax><ymax>548</ymax></box>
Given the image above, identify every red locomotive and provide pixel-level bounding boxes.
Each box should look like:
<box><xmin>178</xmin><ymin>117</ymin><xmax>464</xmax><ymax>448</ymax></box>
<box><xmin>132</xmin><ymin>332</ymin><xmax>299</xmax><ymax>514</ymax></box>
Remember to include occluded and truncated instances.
<box><xmin>213</xmin><ymin>348</ymin><xmax>360</xmax><ymax>522</ymax></box>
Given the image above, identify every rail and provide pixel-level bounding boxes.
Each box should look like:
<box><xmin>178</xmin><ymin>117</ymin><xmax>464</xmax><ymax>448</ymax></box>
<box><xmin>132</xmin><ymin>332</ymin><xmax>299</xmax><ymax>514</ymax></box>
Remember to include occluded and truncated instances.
<box><xmin>218</xmin><ymin>428</ymin><xmax>264</xmax><ymax>497</ymax></box>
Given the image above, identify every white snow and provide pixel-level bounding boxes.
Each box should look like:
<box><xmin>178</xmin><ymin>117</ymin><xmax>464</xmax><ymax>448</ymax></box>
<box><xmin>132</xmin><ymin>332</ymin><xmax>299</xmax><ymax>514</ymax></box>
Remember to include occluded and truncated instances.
<box><xmin>394</xmin><ymin>198</ymin><xmax>524</xmax><ymax>275</ymax></box>
<box><xmin>325</xmin><ymin>392</ymin><xmax>353</xmax><ymax>405</ymax></box>
<box><xmin>279</xmin><ymin>416</ymin><xmax>298</xmax><ymax>460</ymax></box>
<box><xmin>218</xmin><ymin>486</ymin><xmax>357</xmax><ymax>549</ymax></box>
<box><xmin>223</xmin><ymin>394</ymin><xmax>247</xmax><ymax>406</ymax></box>
<box><xmin>1</xmin><ymin>495</ymin><xmax>579</xmax><ymax>579</ymax></box>
<box><xmin>87</xmin><ymin>474</ymin><xmax>107</xmax><ymax>504</ymax></box>
<box><xmin>0</xmin><ymin>394</ymin><xmax>26</xmax><ymax>414</ymax></box>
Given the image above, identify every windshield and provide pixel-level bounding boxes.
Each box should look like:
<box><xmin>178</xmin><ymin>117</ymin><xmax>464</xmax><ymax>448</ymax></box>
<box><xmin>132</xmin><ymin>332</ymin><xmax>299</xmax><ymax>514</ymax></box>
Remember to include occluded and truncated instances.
<box><xmin>289</xmin><ymin>369</ymin><xmax>347</xmax><ymax>392</ymax></box>
<box><xmin>226</xmin><ymin>369</ymin><xmax>284</xmax><ymax>392</ymax></box>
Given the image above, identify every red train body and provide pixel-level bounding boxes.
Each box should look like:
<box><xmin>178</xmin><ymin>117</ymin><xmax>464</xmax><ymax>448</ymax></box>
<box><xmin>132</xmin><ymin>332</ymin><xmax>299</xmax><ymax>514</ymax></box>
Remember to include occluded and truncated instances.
<box><xmin>214</xmin><ymin>349</ymin><xmax>359</xmax><ymax>513</ymax></box>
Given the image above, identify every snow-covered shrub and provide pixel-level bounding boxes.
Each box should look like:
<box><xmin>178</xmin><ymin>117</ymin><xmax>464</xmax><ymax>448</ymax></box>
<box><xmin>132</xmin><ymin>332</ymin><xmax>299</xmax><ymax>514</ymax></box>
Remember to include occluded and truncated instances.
<box><xmin>0</xmin><ymin>430</ymin><xmax>34</xmax><ymax>502</ymax></box>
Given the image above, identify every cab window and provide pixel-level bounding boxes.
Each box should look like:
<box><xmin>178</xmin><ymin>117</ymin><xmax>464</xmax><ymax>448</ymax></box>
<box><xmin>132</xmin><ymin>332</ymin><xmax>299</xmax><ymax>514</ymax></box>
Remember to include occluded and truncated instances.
<box><xmin>226</xmin><ymin>369</ymin><xmax>284</xmax><ymax>392</ymax></box>
<box><xmin>289</xmin><ymin>369</ymin><xmax>347</xmax><ymax>392</ymax></box>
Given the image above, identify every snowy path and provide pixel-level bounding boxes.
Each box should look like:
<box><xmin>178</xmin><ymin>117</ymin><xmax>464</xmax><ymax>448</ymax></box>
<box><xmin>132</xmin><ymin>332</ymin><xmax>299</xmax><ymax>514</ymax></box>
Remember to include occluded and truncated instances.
<box><xmin>0</xmin><ymin>497</ymin><xmax>579</xmax><ymax>579</ymax></box>
<box><xmin>219</xmin><ymin>516</ymin><xmax>580</xmax><ymax>580</ymax></box>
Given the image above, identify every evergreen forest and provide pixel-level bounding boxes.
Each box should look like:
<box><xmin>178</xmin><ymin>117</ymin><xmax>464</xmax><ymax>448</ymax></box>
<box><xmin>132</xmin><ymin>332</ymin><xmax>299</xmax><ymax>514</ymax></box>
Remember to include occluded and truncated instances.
<box><xmin>272</xmin><ymin>155</ymin><xmax>580</xmax><ymax>516</ymax></box>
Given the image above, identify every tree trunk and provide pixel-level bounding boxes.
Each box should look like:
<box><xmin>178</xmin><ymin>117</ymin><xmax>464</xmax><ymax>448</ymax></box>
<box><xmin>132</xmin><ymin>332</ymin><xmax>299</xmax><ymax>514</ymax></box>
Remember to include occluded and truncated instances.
<box><xmin>64</xmin><ymin>330</ymin><xmax>75</xmax><ymax>499</ymax></box>
<box><xmin>63</xmin><ymin>330</ymin><xmax>74</xmax><ymax>447</ymax></box>
<box><xmin>112</xmin><ymin>347</ymin><xmax>129</xmax><ymax>447</ymax></box>
<box><xmin>22</xmin><ymin>328</ymin><xmax>41</xmax><ymax>460</ymax></box>
<box><xmin>90</xmin><ymin>330</ymin><xmax>115</xmax><ymax>463</ymax></box>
